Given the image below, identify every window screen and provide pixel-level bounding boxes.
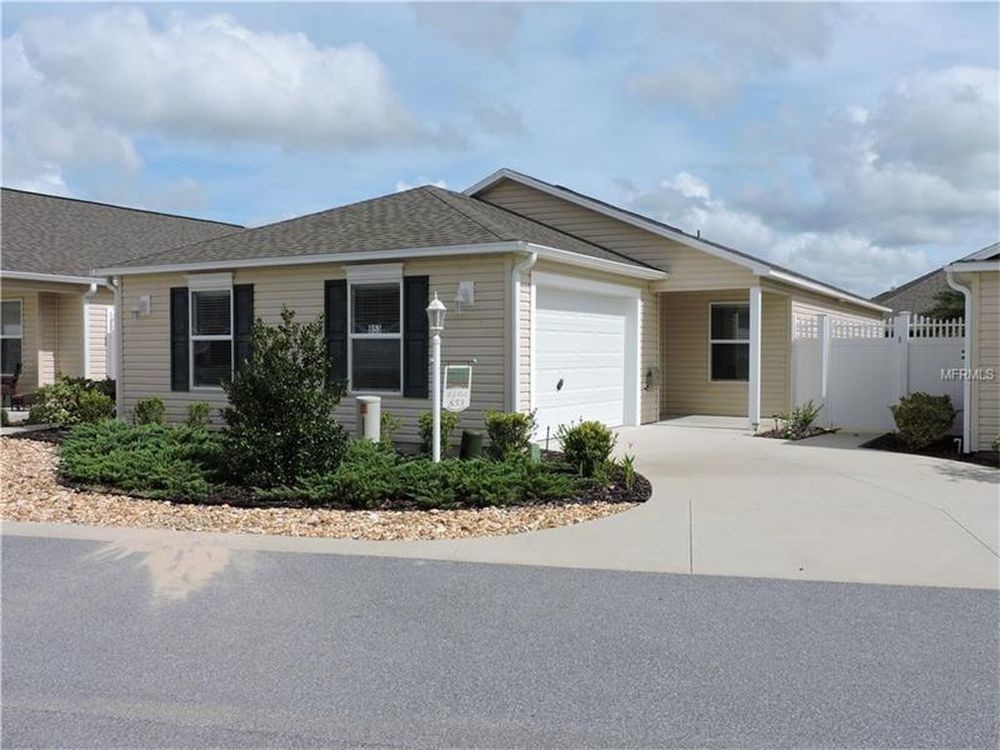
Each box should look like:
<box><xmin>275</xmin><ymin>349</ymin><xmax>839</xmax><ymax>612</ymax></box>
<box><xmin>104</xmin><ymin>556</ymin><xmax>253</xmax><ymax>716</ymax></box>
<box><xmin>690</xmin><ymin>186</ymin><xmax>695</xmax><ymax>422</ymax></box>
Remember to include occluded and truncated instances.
<box><xmin>192</xmin><ymin>290</ymin><xmax>231</xmax><ymax>336</ymax></box>
<box><xmin>352</xmin><ymin>284</ymin><xmax>400</xmax><ymax>334</ymax></box>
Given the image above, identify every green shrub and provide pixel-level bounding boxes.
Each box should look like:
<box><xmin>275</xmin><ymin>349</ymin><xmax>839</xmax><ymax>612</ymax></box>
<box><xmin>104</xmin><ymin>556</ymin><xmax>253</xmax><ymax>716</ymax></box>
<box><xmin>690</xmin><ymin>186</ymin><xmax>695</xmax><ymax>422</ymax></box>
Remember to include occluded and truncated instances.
<box><xmin>259</xmin><ymin>441</ymin><xmax>583</xmax><ymax>510</ymax></box>
<box><xmin>772</xmin><ymin>400</ymin><xmax>823</xmax><ymax>440</ymax></box>
<box><xmin>890</xmin><ymin>392</ymin><xmax>956</xmax><ymax>449</ymax></box>
<box><xmin>28</xmin><ymin>374</ymin><xmax>116</xmax><ymax>426</ymax></box>
<box><xmin>1</xmin><ymin>409</ymin><xmax>9</xmax><ymax>427</ymax></box>
<box><xmin>484</xmin><ymin>410</ymin><xmax>536</xmax><ymax>460</ymax></box>
<box><xmin>418</xmin><ymin>410</ymin><xmax>460</xmax><ymax>455</ymax></box>
<box><xmin>992</xmin><ymin>434</ymin><xmax>1000</xmax><ymax>453</ymax></box>
<box><xmin>380</xmin><ymin>410</ymin><xmax>401</xmax><ymax>447</ymax></box>
<box><xmin>134</xmin><ymin>396</ymin><xmax>166</xmax><ymax>425</ymax></box>
<box><xmin>76</xmin><ymin>389</ymin><xmax>115</xmax><ymax>424</ymax></box>
<box><xmin>59</xmin><ymin>421</ymin><xmax>224</xmax><ymax>501</ymax></box>
<box><xmin>185</xmin><ymin>401</ymin><xmax>212</xmax><ymax>428</ymax></box>
<box><xmin>557</xmin><ymin>420</ymin><xmax>617</xmax><ymax>478</ymax></box>
<box><xmin>222</xmin><ymin>307</ymin><xmax>347</xmax><ymax>488</ymax></box>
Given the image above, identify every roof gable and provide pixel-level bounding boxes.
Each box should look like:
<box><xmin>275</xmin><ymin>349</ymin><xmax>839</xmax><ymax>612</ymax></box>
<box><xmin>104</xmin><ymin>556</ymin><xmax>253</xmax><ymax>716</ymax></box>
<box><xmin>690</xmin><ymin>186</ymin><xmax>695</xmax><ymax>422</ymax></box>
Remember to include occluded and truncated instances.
<box><xmin>465</xmin><ymin>168</ymin><xmax>889</xmax><ymax>313</ymax></box>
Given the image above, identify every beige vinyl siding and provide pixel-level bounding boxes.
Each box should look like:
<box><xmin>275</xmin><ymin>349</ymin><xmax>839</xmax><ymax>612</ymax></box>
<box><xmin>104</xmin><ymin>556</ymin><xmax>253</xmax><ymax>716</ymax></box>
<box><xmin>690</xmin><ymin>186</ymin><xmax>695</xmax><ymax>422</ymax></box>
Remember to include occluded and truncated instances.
<box><xmin>478</xmin><ymin>179</ymin><xmax>755</xmax><ymax>291</ymax></box>
<box><xmin>529</xmin><ymin>259</ymin><xmax>660</xmax><ymax>424</ymax></box>
<box><xmin>1</xmin><ymin>282</ymin><xmax>39</xmax><ymax>392</ymax></box>
<box><xmin>37</xmin><ymin>292</ymin><xmax>59</xmax><ymax>385</ymax></box>
<box><xmin>87</xmin><ymin>303</ymin><xmax>111</xmax><ymax>379</ymax></box>
<box><xmin>120</xmin><ymin>255</ymin><xmax>508</xmax><ymax>443</ymax></box>
<box><xmin>661</xmin><ymin>289</ymin><xmax>789</xmax><ymax>418</ymax></box>
<box><xmin>774</xmin><ymin>280</ymin><xmax>884</xmax><ymax>326</ymax></box>
<box><xmin>56</xmin><ymin>293</ymin><xmax>84</xmax><ymax>378</ymax></box>
<box><xmin>971</xmin><ymin>271</ymin><xmax>999</xmax><ymax>451</ymax></box>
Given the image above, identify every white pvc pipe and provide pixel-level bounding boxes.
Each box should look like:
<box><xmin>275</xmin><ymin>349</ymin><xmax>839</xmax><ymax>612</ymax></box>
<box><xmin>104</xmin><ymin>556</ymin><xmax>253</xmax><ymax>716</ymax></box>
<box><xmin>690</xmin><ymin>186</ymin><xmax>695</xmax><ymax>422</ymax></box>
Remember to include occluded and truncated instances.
<box><xmin>946</xmin><ymin>270</ymin><xmax>973</xmax><ymax>453</ymax></box>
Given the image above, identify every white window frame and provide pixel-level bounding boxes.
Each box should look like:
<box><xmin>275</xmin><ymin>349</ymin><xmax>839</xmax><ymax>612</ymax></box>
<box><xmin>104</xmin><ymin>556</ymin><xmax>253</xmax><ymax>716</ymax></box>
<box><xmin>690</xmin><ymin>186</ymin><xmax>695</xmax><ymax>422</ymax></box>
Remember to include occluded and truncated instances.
<box><xmin>345</xmin><ymin>264</ymin><xmax>404</xmax><ymax>396</ymax></box>
<box><xmin>1</xmin><ymin>299</ymin><xmax>23</xmax><ymax>376</ymax></box>
<box><xmin>187</xmin><ymin>274</ymin><xmax>233</xmax><ymax>391</ymax></box>
<box><xmin>708</xmin><ymin>301</ymin><xmax>750</xmax><ymax>383</ymax></box>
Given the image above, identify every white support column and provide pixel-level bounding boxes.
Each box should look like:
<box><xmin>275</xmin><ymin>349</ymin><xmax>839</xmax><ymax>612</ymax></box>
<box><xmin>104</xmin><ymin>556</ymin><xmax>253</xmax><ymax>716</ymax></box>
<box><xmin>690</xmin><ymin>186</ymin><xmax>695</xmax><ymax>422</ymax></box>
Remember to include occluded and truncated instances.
<box><xmin>817</xmin><ymin>313</ymin><xmax>831</xmax><ymax>426</ymax></box>
<box><xmin>748</xmin><ymin>284</ymin><xmax>762</xmax><ymax>432</ymax></box>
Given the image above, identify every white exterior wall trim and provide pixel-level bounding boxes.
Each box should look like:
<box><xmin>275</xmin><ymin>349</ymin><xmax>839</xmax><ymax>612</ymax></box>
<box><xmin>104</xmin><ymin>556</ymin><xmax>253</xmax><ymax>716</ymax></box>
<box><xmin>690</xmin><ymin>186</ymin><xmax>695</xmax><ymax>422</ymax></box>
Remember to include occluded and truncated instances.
<box><xmin>95</xmin><ymin>241</ymin><xmax>666</xmax><ymax>282</ymax></box>
<box><xmin>509</xmin><ymin>252</ymin><xmax>538</xmax><ymax>412</ymax></box>
<box><xmin>2</xmin><ymin>270</ymin><xmax>107</xmax><ymax>286</ymax></box>
<box><xmin>467</xmin><ymin>169</ymin><xmax>887</xmax><ymax>314</ymax></box>
<box><xmin>945</xmin><ymin>261</ymin><xmax>1000</xmax><ymax>273</ymax></box>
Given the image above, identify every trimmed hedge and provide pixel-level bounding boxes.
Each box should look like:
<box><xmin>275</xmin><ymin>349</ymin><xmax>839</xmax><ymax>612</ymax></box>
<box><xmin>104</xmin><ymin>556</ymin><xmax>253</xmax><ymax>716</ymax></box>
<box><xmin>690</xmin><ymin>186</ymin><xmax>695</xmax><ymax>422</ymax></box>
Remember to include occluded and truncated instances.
<box><xmin>60</xmin><ymin>420</ymin><xmax>224</xmax><ymax>501</ymax></box>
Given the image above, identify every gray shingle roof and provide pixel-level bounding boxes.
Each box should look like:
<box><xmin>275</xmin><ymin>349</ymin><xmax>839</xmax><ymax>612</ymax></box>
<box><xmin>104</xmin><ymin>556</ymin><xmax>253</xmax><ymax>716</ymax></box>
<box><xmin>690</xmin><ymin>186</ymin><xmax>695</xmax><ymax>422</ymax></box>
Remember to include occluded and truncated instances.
<box><xmin>871</xmin><ymin>268</ymin><xmax>950</xmax><ymax>315</ymax></box>
<box><xmin>106</xmin><ymin>186</ymin><xmax>652</xmax><ymax>271</ymax></box>
<box><xmin>1</xmin><ymin>188</ymin><xmax>242</xmax><ymax>277</ymax></box>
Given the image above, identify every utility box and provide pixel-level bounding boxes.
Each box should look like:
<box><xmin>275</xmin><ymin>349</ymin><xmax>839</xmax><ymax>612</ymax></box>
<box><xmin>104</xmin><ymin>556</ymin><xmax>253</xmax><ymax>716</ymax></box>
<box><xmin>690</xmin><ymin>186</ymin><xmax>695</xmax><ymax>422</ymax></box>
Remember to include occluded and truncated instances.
<box><xmin>356</xmin><ymin>396</ymin><xmax>381</xmax><ymax>442</ymax></box>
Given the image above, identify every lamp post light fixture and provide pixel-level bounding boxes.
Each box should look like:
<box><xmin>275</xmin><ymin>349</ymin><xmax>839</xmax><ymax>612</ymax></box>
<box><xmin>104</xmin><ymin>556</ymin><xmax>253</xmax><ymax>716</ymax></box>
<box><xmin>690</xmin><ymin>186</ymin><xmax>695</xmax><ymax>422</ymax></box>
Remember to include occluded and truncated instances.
<box><xmin>426</xmin><ymin>292</ymin><xmax>447</xmax><ymax>463</ymax></box>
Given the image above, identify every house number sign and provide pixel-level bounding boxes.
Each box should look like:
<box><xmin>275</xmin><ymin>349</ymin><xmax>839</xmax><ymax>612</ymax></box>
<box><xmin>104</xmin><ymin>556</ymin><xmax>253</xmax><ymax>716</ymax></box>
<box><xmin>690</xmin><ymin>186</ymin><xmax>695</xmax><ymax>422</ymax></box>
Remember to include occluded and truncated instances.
<box><xmin>443</xmin><ymin>365</ymin><xmax>472</xmax><ymax>412</ymax></box>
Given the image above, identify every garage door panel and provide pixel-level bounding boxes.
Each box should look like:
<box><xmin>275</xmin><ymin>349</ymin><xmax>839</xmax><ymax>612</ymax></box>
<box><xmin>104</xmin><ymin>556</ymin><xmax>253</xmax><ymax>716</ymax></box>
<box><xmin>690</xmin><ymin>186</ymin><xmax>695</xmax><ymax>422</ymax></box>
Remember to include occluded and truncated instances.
<box><xmin>534</xmin><ymin>286</ymin><xmax>629</xmax><ymax>437</ymax></box>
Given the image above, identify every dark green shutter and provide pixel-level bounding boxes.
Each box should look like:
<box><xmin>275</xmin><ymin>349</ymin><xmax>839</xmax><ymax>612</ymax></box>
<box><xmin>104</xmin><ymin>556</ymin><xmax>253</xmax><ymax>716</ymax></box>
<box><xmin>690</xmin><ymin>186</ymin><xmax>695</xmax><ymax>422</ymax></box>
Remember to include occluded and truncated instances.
<box><xmin>324</xmin><ymin>280</ymin><xmax>348</xmax><ymax>385</ymax></box>
<box><xmin>233</xmin><ymin>284</ymin><xmax>254</xmax><ymax>372</ymax></box>
<box><xmin>169</xmin><ymin>287</ymin><xmax>189</xmax><ymax>391</ymax></box>
<box><xmin>403</xmin><ymin>275</ymin><xmax>429</xmax><ymax>398</ymax></box>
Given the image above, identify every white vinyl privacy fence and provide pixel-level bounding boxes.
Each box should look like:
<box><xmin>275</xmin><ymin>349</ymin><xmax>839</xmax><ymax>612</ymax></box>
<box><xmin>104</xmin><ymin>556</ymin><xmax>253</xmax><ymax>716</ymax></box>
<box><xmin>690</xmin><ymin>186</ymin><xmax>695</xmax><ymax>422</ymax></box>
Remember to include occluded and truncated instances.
<box><xmin>792</xmin><ymin>313</ymin><xmax>964</xmax><ymax>433</ymax></box>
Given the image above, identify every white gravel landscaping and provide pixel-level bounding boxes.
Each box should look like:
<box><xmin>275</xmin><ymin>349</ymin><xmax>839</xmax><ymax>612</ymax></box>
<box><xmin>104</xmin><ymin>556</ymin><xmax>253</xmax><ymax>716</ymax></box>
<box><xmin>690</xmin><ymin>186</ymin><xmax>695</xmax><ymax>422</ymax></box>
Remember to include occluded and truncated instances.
<box><xmin>0</xmin><ymin>436</ymin><xmax>637</xmax><ymax>541</ymax></box>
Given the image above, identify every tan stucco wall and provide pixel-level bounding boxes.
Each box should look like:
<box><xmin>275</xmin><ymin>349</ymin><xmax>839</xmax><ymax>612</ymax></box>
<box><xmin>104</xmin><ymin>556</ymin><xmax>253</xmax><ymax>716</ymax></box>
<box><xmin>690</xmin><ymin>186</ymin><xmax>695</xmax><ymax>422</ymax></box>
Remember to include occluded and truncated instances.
<box><xmin>660</xmin><ymin>289</ymin><xmax>789</xmax><ymax>418</ymax></box>
<box><xmin>120</xmin><ymin>256</ymin><xmax>510</xmax><ymax>442</ymax></box>
<box><xmin>971</xmin><ymin>271</ymin><xmax>999</xmax><ymax>451</ymax></box>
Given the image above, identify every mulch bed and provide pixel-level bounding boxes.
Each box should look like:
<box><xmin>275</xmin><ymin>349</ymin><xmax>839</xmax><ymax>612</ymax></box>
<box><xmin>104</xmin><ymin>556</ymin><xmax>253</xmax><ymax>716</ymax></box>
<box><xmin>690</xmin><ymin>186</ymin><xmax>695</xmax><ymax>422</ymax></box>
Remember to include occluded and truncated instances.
<box><xmin>861</xmin><ymin>432</ymin><xmax>999</xmax><ymax>469</ymax></box>
<box><xmin>756</xmin><ymin>427</ymin><xmax>837</xmax><ymax>441</ymax></box>
<box><xmin>1</xmin><ymin>433</ymin><xmax>649</xmax><ymax>540</ymax></box>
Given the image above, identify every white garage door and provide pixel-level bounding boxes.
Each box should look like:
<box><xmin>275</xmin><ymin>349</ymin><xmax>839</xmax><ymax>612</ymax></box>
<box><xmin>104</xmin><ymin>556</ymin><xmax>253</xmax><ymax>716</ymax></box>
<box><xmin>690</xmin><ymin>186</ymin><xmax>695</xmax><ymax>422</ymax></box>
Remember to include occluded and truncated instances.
<box><xmin>534</xmin><ymin>286</ymin><xmax>631</xmax><ymax>439</ymax></box>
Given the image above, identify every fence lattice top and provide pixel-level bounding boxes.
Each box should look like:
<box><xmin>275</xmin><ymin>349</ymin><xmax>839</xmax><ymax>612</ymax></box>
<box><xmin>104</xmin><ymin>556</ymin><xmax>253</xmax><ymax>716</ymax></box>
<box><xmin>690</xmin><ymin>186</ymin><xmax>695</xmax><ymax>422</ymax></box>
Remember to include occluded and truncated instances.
<box><xmin>794</xmin><ymin>314</ymin><xmax>964</xmax><ymax>340</ymax></box>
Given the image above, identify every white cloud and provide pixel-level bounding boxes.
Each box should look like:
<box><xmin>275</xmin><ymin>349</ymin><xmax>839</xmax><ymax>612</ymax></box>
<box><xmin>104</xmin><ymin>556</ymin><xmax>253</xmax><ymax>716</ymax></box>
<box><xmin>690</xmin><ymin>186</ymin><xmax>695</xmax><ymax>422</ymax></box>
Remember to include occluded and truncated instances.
<box><xmin>395</xmin><ymin>177</ymin><xmax>448</xmax><ymax>193</ymax></box>
<box><xmin>2</xmin><ymin>7</ymin><xmax>439</xmax><ymax>191</ymax></box>
<box><xmin>629</xmin><ymin>65</ymin><xmax>739</xmax><ymax>115</ymax></box>
<box><xmin>625</xmin><ymin>170</ymin><xmax>928</xmax><ymax>296</ymax></box>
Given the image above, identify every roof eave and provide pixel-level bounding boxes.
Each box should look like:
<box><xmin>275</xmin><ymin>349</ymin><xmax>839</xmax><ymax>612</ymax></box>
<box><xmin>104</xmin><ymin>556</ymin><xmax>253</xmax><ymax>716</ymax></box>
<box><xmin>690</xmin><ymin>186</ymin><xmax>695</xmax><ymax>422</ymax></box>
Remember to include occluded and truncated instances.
<box><xmin>94</xmin><ymin>240</ymin><xmax>664</xmax><ymax>281</ymax></box>
<box><xmin>1</xmin><ymin>270</ymin><xmax>108</xmax><ymax>286</ymax></box>
<box><xmin>944</xmin><ymin>260</ymin><xmax>1000</xmax><ymax>273</ymax></box>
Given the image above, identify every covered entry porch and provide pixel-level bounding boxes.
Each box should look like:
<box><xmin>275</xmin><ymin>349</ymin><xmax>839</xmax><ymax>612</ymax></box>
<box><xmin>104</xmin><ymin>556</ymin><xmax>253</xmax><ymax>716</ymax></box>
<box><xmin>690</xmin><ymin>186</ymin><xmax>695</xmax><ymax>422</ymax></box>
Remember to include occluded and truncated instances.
<box><xmin>657</xmin><ymin>285</ymin><xmax>790</xmax><ymax>430</ymax></box>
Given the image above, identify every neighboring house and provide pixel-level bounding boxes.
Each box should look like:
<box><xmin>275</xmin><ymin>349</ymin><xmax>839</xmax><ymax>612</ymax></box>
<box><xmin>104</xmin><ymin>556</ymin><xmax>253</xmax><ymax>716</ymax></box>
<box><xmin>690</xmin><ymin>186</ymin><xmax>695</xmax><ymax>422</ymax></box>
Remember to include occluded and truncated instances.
<box><xmin>945</xmin><ymin>242</ymin><xmax>1000</xmax><ymax>453</ymax></box>
<box><xmin>0</xmin><ymin>189</ymin><xmax>240</xmax><ymax>396</ymax></box>
<box><xmin>94</xmin><ymin>169</ymin><xmax>888</xmax><ymax>440</ymax></box>
<box><xmin>872</xmin><ymin>268</ymin><xmax>952</xmax><ymax>315</ymax></box>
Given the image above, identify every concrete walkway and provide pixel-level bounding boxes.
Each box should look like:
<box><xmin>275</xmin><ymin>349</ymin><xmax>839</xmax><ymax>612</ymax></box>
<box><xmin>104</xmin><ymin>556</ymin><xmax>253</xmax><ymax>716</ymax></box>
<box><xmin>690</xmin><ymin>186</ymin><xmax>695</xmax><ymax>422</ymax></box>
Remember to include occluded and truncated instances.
<box><xmin>4</xmin><ymin>419</ymin><xmax>998</xmax><ymax>589</ymax></box>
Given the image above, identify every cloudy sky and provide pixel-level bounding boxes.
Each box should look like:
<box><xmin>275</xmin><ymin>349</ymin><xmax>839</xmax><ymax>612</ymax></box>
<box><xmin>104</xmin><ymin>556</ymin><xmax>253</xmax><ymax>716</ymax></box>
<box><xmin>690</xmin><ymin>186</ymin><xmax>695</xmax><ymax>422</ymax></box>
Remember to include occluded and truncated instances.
<box><xmin>3</xmin><ymin>2</ymin><xmax>997</xmax><ymax>296</ymax></box>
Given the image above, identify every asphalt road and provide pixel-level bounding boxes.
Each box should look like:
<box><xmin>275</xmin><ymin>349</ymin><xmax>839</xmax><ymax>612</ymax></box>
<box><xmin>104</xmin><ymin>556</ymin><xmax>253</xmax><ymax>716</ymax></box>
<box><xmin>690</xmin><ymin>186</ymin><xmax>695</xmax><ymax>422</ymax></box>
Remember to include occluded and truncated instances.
<box><xmin>2</xmin><ymin>533</ymin><xmax>998</xmax><ymax>748</ymax></box>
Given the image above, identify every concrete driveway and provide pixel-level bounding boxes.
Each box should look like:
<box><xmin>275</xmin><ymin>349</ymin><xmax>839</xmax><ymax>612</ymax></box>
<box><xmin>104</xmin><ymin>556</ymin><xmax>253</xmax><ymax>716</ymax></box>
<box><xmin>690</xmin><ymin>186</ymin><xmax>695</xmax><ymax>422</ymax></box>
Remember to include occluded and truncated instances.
<box><xmin>8</xmin><ymin>417</ymin><xmax>996</xmax><ymax>589</ymax></box>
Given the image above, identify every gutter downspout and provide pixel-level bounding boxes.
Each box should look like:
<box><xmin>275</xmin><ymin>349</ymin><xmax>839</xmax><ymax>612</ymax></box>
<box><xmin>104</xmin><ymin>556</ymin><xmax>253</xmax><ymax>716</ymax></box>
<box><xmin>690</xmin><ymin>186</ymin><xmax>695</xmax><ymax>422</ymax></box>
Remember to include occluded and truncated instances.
<box><xmin>107</xmin><ymin>276</ymin><xmax>123</xmax><ymax>418</ymax></box>
<box><xmin>509</xmin><ymin>248</ymin><xmax>538</xmax><ymax>412</ymax></box>
<box><xmin>946</xmin><ymin>270</ymin><xmax>972</xmax><ymax>453</ymax></box>
<box><xmin>82</xmin><ymin>282</ymin><xmax>99</xmax><ymax>379</ymax></box>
